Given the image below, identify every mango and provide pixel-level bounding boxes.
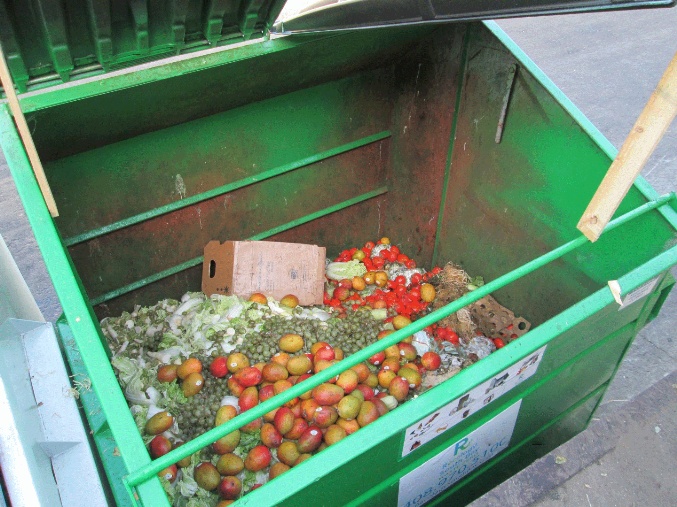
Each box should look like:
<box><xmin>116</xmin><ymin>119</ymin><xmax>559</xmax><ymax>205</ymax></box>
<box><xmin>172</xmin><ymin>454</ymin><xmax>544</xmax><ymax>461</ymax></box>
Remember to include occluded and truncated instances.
<box><xmin>145</xmin><ymin>411</ymin><xmax>173</xmax><ymax>435</ymax></box>
<box><xmin>294</xmin><ymin>453</ymin><xmax>313</xmax><ymax>466</ymax></box>
<box><xmin>218</xmin><ymin>476</ymin><xmax>241</xmax><ymax>500</ymax></box>
<box><xmin>194</xmin><ymin>462</ymin><xmax>220</xmax><ymax>491</ymax></box>
<box><xmin>214</xmin><ymin>405</ymin><xmax>238</xmax><ymax>426</ymax></box>
<box><xmin>182</xmin><ymin>372</ymin><xmax>204</xmax><ymax>397</ymax></box>
<box><xmin>350</xmin><ymin>362</ymin><xmax>370</xmax><ymax>382</ymax></box>
<box><xmin>177</xmin><ymin>357</ymin><xmax>202</xmax><ymax>380</ymax></box>
<box><xmin>238</xmin><ymin>386</ymin><xmax>259</xmax><ymax>412</ymax></box>
<box><xmin>336</xmin><ymin>369</ymin><xmax>359</xmax><ymax>393</ymax></box>
<box><xmin>324</xmin><ymin>424</ymin><xmax>347</xmax><ymax>445</ymax></box>
<box><xmin>273</xmin><ymin>406</ymin><xmax>295</xmax><ymax>435</ymax></box>
<box><xmin>287</xmin><ymin>355</ymin><xmax>313</xmax><ymax>375</ymax></box>
<box><xmin>279</xmin><ymin>334</ymin><xmax>304</xmax><ymax>353</ymax></box>
<box><xmin>271</xmin><ymin>352</ymin><xmax>291</xmax><ymax>367</ymax></box>
<box><xmin>399</xmin><ymin>367</ymin><xmax>422</xmax><ymax>389</ymax></box>
<box><xmin>227</xmin><ymin>377</ymin><xmax>245</xmax><ymax>397</ymax></box>
<box><xmin>312</xmin><ymin>383</ymin><xmax>344</xmax><ymax>406</ymax></box>
<box><xmin>212</xmin><ymin>431</ymin><xmax>240</xmax><ymax>455</ymax></box>
<box><xmin>260</xmin><ymin>423</ymin><xmax>283</xmax><ymax>448</ymax></box>
<box><xmin>377</xmin><ymin>369</ymin><xmax>397</xmax><ymax>389</ymax></box>
<box><xmin>157</xmin><ymin>364</ymin><xmax>178</xmax><ymax>383</ymax></box>
<box><xmin>149</xmin><ymin>435</ymin><xmax>172</xmax><ymax>458</ymax></box>
<box><xmin>357</xmin><ymin>401</ymin><xmax>380</xmax><ymax>427</ymax></box>
<box><xmin>297</xmin><ymin>426</ymin><xmax>323</xmax><ymax>453</ymax></box>
<box><xmin>338</xmin><ymin>395</ymin><xmax>362</xmax><ymax>420</ymax></box>
<box><xmin>216</xmin><ymin>453</ymin><xmax>244</xmax><ymax>476</ymax></box>
<box><xmin>234</xmin><ymin>366</ymin><xmax>262</xmax><ymax>387</ymax></box>
<box><xmin>240</xmin><ymin>417</ymin><xmax>263</xmax><ymax>433</ymax></box>
<box><xmin>312</xmin><ymin>406</ymin><xmax>338</xmax><ymax>428</ymax></box>
<box><xmin>336</xmin><ymin>417</ymin><xmax>360</xmax><ymax>435</ymax></box>
<box><xmin>372</xmin><ymin>397</ymin><xmax>390</xmax><ymax>416</ymax></box>
<box><xmin>285</xmin><ymin>417</ymin><xmax>308</xmax><ymax>440</ymax></box>
<box><xmin>269</xmin><ymin>462</ymin><xmax>290</xmax><ymax>479</ymax></box>
<box><xmin>245</xmin><ymin>445</ymin><xmax>272</xmax><ymax>472</ymax></box>
<box><xmin>277</xmin><ymin>441</ymin><xmax>300</xmax><ymax>467</ymax></box>
<box><xmin>262</xmin><ymin>362</ymin><xmax>289</xmax><ymax>382</ymax></box>
<box><xmin>389</xmin><ymin>376</ymin><xmax>410</xmax><ymax>402</ymax></box>
<box><xmin>226</xmin><ymin>352</ymin><xmax>249</xmax><ymax>374</ymax></box>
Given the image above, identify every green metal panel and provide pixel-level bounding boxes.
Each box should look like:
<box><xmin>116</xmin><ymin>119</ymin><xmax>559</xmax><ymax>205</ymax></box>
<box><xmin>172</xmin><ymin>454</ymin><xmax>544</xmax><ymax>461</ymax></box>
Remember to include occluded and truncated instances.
<box><xmin>3</xmin><ymin>16</ymin><xmax>677</xmax><ymax>507</ymax></box>
<box><xmin>0</xmin><ymin>0</ymin><xmax>288</xmax><ymax>92</ymax></box>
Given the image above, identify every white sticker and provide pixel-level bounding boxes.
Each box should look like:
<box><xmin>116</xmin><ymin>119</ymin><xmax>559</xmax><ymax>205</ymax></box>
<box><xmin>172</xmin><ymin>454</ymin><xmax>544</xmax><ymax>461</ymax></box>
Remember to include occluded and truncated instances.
<box><xmin>398</xmin><ymin>400</ymin><xmax>521</xmax><ymax>507</ymax></box>
<box><xmin>618</xmin><ymin>277</ymin><xmax>660</xmax><ymax>310</ymax></box>
<box><xmin>402</xmin><ymin>346</ymin><xmax>545</xmax><ymax>457</ymax></box>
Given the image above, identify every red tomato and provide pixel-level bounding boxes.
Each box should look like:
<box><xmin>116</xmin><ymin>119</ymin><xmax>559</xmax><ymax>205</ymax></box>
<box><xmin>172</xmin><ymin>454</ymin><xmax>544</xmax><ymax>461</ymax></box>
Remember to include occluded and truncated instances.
<box><xmin>405</xmin><ymin>259</ymin><xmax>416</xmax><ymax>269</ymax></box>
<box><xmin>400</xmin><ymin>293</ymin><xmax>413</xmax><ymax>305</ymax></box>
<box><xmin>394</xmin><ymin>275</ymin><xmax>406</xmax><ymax>286</ymax></box>
<box><xmin>409</xmin><ymin>288</ymin><xmax>421</xmax><ymax>301</ymax></box>
<box><xmin>411</xmin><ymin>273</ymin><xmax>423</xmax><ymax>285</ymax></box>
<box><xmin>386</xmin><ymin>250</ymin><xmax>398</xmax><ymax>262</ymax></box>
<box><xmin>395</xmin><ymin>285</ymin><xmax>407</xmax><ymax>296</ymax></box>
<box><xmin>432</xmin><ymin>266</ymin><xmax>442</xmax><ymax>275</ymax></box>
<box><xmin>390</xmin><ymin>245</ymin><xmax>400</xmax><ymax>256</ymax></box>
<box><xmin>372</xmin><ymin>257</ymin><xmax>385</xmax><ymax>269</ymax></box>
<box><xmin>397</xmin><ymin>254</ymin><xmax>410</xmax><ymax>264</ymax></box>
<box><xmin>446</xmin><ymin>330</ymin><xmax>459</xmax><ymax>344</ymax></box>
<box><xmin>493</xmin><ymin>338</ymin><xmax>506</xmax><ymax>349</ymax></box>
<box><xmin>364</xmin><ymin>241</ymin><xmax>375</xmax><ymax>249</ymax></box>
<box><xmin>323</xmin><ymin>292</ymin><xmax>331</xmax><ymax>305</ymax></box>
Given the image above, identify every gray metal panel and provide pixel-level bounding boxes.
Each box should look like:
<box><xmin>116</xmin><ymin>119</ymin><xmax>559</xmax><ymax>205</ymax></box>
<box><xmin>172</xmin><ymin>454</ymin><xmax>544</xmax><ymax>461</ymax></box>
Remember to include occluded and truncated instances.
<box><xmin>0</xmin><ymin>319</ymin><xmax>107</xmax><ymax>507</ymax></box>
<box><xmin>273</xmin><ymin>0</ymin><xmax>676</xmax><ymax>33</ymax></box>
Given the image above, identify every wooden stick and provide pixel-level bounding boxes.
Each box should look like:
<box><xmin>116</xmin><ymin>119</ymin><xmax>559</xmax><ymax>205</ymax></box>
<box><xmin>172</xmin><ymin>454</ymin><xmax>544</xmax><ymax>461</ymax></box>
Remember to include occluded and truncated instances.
<box><xmin>0</xmin><ymin>44</ymin><xmax>59</xmax><ymax>217</ymax></box>
<box><xmin>578</xmin><ymin>51</ymin><xmax>677</xmax><ymax>242</ymax></box>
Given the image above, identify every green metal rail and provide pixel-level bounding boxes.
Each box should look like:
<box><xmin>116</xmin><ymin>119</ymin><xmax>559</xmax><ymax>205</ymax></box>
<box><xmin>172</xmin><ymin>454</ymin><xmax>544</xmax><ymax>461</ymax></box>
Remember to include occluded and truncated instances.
<box><xmin>123</xmin><ymin>192</ymin><xmax>676</xmax><ymax>498</ymax></box>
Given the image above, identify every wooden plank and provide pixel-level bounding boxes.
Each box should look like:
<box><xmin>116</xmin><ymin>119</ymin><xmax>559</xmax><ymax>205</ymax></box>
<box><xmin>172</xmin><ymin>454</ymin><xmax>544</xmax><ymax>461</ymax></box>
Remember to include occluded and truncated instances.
<box><xmin>0</xmin><ymin>43</ymin><xmax>59</xmax><ymax>217</ymax></box>
<box><xmin>578</xmin><ymin>51</ymin><xmax>677</xmax><ymax>242</ymax></box>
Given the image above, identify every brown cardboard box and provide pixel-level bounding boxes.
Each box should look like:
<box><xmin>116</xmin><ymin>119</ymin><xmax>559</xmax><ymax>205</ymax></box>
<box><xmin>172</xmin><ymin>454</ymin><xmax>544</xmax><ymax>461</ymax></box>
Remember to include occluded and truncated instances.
<box><xmin>202</xmin><ymin>240</ymin><xmax>326</xmax><ymax>305</ymax></box>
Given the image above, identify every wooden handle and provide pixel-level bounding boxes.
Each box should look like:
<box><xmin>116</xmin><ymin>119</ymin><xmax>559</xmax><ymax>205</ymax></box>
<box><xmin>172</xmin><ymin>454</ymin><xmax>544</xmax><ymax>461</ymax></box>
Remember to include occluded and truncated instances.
<box><xmin>577</xmin><ymin>51</ymin><xmax>677</xmax><ymax>242</ymax></box>
<box><xmin>0</xmin><ymin>44</ymin><xmax>59</xmax><ymax>217</ymax></box>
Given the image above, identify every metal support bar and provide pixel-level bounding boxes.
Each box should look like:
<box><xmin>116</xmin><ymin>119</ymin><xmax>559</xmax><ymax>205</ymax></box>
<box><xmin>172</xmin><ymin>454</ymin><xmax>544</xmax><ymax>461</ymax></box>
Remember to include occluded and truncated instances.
<box><xmin>64</xmin><ymin>132</ymin><xmax>391</xmax><ymax>247</ymax></box>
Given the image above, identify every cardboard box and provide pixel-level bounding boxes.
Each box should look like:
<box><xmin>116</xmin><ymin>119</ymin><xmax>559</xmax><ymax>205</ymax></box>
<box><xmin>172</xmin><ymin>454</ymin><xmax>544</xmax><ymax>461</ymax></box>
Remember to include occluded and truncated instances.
<box><xmin>202</xmin><ymin>240</ymin><xmax>326</xmax><ymax>305</ymax></box>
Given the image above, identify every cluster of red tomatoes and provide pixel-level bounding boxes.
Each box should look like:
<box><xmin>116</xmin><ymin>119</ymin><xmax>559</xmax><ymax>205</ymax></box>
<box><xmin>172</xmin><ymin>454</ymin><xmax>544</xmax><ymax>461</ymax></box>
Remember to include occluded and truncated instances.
<box><xmin>324</xmin><ymin>238</ymin><xmax>444</xmax><ymax>321</ymax></box>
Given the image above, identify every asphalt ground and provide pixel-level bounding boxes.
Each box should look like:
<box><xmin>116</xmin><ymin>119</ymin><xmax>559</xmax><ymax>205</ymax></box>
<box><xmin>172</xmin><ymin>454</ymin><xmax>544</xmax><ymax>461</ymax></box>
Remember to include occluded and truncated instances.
<box><xmin>1</xmin><ymin>6</ymin><xmax>676</xmax><ymax>506</ymax></box>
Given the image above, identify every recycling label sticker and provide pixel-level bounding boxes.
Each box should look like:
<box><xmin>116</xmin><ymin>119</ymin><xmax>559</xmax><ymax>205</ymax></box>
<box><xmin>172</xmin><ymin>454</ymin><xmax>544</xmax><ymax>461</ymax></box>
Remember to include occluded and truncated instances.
<box><xmin>397</xmin><ymin>400</ymin><xmax>521</xmax><ymax>507</ymax></box>
<box><xmin>402</xmin><ymin>346</ymin><xmax>545</xmax><ymax>457</ymax></box>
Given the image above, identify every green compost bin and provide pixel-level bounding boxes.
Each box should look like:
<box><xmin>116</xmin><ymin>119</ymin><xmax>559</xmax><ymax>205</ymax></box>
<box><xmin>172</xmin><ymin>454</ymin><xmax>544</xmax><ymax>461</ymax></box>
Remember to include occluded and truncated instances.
<box><xmin>2</xmin><ymin>1</ymin><xmax>677</xmax><ymax>506</ymax></box>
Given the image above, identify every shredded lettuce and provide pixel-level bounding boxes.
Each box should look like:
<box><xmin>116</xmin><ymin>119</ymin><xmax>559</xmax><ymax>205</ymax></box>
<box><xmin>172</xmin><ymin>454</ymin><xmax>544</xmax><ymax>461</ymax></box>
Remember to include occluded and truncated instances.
<box><xmin>325</xmin><ymin>260</ymin><xmax>367</xmax><ymax>281</ymax></box>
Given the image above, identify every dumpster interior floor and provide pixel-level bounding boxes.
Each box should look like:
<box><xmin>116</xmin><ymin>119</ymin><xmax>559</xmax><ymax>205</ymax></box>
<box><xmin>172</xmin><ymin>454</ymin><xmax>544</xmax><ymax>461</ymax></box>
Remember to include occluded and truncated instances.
<box><xmin>1</xmin><ymin>6</ymin><xmax>676</xmax><ymax>507</ymax></box>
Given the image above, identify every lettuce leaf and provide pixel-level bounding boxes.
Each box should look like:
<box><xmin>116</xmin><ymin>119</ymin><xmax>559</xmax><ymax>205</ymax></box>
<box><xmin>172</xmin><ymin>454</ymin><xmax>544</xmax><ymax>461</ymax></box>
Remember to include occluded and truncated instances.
<box><xmin>326</xmin><ymin>260</ymin><xmax>367</xmax><ymax>281</ymax></box>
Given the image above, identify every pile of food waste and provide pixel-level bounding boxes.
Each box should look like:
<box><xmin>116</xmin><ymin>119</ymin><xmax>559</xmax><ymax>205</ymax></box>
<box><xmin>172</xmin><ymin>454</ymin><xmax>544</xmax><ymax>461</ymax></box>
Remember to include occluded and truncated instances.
<box><xmin>102</xmin><ymin>237</ymin><xmax>529</xmax><ymax>506</ymax></box>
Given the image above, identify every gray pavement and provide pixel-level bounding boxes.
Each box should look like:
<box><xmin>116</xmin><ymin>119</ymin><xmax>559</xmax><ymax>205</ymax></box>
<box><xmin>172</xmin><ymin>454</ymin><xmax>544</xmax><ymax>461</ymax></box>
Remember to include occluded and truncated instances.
<box><xmin>1</xmin><ymin>6</ymin><xmax>676</xmax><ymax>507</ymax></box>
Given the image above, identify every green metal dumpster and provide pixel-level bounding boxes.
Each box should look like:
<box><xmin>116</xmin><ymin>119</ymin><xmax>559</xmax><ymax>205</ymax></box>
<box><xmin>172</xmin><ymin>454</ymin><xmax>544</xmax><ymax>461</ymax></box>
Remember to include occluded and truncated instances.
<box><xmin>2</xmin><ymin>1</ymin><xmax>677</xmax><ymax>506</ymax></box>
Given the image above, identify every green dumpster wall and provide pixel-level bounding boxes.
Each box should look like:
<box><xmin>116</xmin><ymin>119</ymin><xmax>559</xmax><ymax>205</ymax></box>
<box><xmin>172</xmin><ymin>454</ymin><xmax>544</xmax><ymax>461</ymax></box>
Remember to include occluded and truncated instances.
<box><xmin>2</xmin><ymin>18</ymin><xmax>677</xmax><ymax>507</ymax></box>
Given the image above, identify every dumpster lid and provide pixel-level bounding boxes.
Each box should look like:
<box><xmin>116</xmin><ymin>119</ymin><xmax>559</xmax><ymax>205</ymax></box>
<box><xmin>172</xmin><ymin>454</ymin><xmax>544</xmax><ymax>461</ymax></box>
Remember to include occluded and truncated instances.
<box><xmin>0</xmin><ymin>0</ymin><xmax>288</xmax><ymax>93</ymax></box>
<box><xmin>2</xmin><ymin>0</ymin><xmax>674</xmax><ymax>93</ymax></box>
<box><xmin>273</xmin><ymin>0</ymin><xmax>676</xmax><ymax>34</ymax></box>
